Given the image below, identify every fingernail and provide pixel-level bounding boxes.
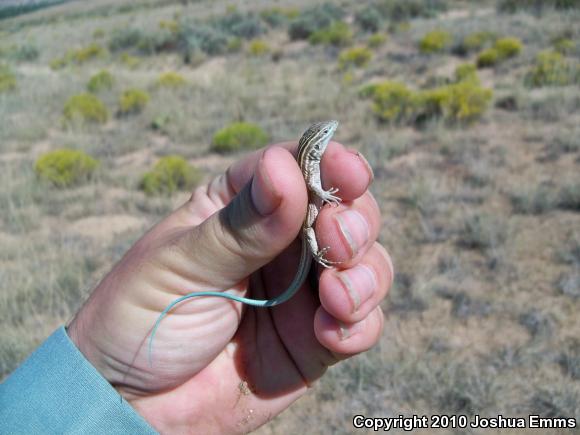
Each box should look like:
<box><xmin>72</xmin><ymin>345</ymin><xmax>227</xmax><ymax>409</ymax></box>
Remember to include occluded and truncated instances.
<box><xmin>251</xmin><ymin>152</ymin><xmax>281</xmax><ymax>216</ymax></box>
<box><xmin>335</xmin><ymin>210</ymin><xmax>369</xmax><ymax>257</ymax></box>
<box><xmin>338</xmin><ymin>319</ymin><xmax>364</xmax><ymax>341</ymax></box>
<box><xmin>336</xmin><ymin>264</ymin><xmax>377</xmax><ymax>313</ymax></box>
<box><xmin>353</xmin><ymin>150</ymin><xmax>374</xmax><ymax>182</ymax></box>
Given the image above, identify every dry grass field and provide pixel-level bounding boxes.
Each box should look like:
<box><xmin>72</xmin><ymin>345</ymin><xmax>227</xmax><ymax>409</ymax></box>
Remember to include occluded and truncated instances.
<box><xmin>1</xmin><ymin>0</ymin><xmax>579</xmax><ymax>433</ymax></box>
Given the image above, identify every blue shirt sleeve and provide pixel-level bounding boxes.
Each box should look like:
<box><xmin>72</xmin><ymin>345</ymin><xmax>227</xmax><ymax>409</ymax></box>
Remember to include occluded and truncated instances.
<box><xmin>0</xmin><ymin>326</ymin><xmax>158</xmax><ymax>434</ymax></box>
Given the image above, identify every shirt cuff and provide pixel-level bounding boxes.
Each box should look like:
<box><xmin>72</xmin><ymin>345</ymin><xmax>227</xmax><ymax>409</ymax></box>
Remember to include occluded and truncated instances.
<box><xmin>0</xmin><ymin>326</ymin><xmax>157</xmax><ymax>434</ymax></box>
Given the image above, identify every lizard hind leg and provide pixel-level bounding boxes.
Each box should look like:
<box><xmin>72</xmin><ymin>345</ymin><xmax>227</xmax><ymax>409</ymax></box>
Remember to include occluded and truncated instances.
<box><xmin>303</xmin><ymin>225</ymin><xmax>341</xmax><ymax>269</ymax></box>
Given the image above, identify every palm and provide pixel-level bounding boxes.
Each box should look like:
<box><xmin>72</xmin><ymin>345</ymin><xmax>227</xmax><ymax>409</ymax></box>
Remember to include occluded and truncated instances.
<box><xmin>132</xmin><ymin>251</ymin><xmax>329</xmax><ymax>433</ymax></box>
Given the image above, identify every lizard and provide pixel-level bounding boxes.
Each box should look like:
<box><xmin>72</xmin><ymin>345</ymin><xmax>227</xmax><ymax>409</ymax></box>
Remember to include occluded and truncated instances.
<box><xmin>148</xmin><ymin>120</ymin><xmax>341</xmax><ymax>364</ymax></box>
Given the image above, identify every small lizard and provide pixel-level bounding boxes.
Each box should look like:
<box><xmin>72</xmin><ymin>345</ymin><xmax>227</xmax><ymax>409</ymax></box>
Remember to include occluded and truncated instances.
<box><xmin>148</xmin><ymin>120</ymin><xmax>341</xmax><ymax>363</ymax></box>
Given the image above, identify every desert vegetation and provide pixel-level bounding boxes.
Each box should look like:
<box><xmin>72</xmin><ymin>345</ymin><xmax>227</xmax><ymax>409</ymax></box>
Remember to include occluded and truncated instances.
<box><xmin>1</xmin><ymin>0</ymin><xmax>579</xmax><ymax>432</ymax></box>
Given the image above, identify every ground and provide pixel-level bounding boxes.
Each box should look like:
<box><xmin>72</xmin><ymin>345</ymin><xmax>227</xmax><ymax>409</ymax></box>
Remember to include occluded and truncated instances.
<box><xmin>0</xmin><ymin>0</ymin><xmax>579</xmax><ymax>433</ymax></box>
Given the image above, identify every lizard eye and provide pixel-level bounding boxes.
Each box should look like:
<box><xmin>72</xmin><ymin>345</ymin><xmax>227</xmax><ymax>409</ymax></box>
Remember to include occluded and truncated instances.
<box><xmin>323</xmin><ymin>129</ymin><xmax>328</xmax><ymax>134</ymax></box>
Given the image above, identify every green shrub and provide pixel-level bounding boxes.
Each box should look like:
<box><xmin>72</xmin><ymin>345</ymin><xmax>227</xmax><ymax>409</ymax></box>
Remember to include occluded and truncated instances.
<box><xmin>558</xmin><ymin>183</ymin><xmax>580</xmax><ymax>211</ymax></box>
<box><xmin>552</xmin><ymin>37</ymin><xmax>576</xmax><ymax>54</ymax></box>
<box><xmin>367</xmin><ymin>33</ymin><xmax>388</xmax><ymax>48</ymax></box>
<box><xmin>377</xmin><ymin>0</ymin><xmax>447</xmax><ymax>20</ymax></box>
<box><xmin>119</xmin><ymin>89</ymin><xmax>150</xmax><ymax>115</ymax></box>
<box><xmin>140</xmin><ymin>155</ymin><xmax>201</xmax><ymax>195</ymax></box>
<box><xmin>178</xmin><ymin>23</ymin><xmax>229</xmax><ymax>60</ymax></box>
<box><xmin>248</xmin><ymin>39</ymin><xmax>270</xmax><ymax>56</ymax></box>
<box><xmin>63</xmin><ymin>93</ymin><xmax>109</xmax><ymax>124</ymax></box>
<box><xmin>0</xmin><ymin>64</ymin><xmax>16</xmax><ymax>92</ymax></box>
<box><xmin>419</xmin><ymin>30</ymin><xmax>451</xmax><ymax>53</ymax></box>
<box><xmin>109</xmin><ymin>28</ymin><xmax>146</xmax><ymax>52</ymax></box>
<box><xmin>211</xmin><ymin>122</ymin><xmax>269</xmax><ymax>153</ymax></box>
<box><xmin>35</xmin><ymin>149</ymin><xmax>99</xmax><ymax>188</ymax></box>
<box><xmin>368</xmin><ymin>81</ymin><xmax>417</xmax><ymax>123</ymax></box>
<box><xmin>477</xmin><ymin>48</ymin><xmax>499</xmax><ymax>68</ymax></box>
<box><xmin>497</xmin><ymin>0</ymin><xmax>579</xmax><ymax>14</ymax></box>
<box><xmin>460</xmin><ymin>31</ymin><xmax>495</xmax><ymax>54</ymax></box>
<box><xmin>156</xmin><ymin>71</ymin><xmax>187</xmax><ymax>88</ymax></box>
<box><xmin>455</xmin><ymin>63</ymin><xmax>478</xmax><ymax>82</ymax></box>
<box><xmin>309</xmin><ymin>21</ymin><xmax>353</xmax><ymax>46</ymax></box>
<box><xmin>260</xmin><ymin>7</ymin><xmax>299</xmax><ymax>27</ymax></box>
<box><xmin>494</xmin><ymin>37</ymin><xmax>522</xmax><ymax>59</ymax></box>
<box><xmin>339</xmin><ymin>47</ymin><xmax>372</xmax><ymax>69</ymax></box>
<box><xmin>525</xmin><ymin>51</ymin><xmax>575</xmax><ymax>87</ymax></box>
<box><xmin>214</xmin><ymin>12</ymin><xmax>265</xmax><ymax>39</ymax></box>
<box><xmin>509</xmin><ymin>186</ymin><xmax>557</xmax><ymax>214</ymax></box>
<box><xmin>288</xmin><ymin>3</ymin><xmax>344</xmax><ymax>40</ymax></box>
<box><xmin>150</xmin><ymin>114</ymin><xmax>171</xmax><ymax>134</ymax></box>
<box><xmin>6</xmin><ymin>44</ymin><xmax>39</xmax><ymax>62</ymax></box>
<box><xmin>355</xmin><ymin>6</ymin><xmax>383</xmax><ymax>32</ymax></box>
<box><xmin>87</xmin><ymin>70</ymin><xmax>114</xmax><ymax>93</ymax></box>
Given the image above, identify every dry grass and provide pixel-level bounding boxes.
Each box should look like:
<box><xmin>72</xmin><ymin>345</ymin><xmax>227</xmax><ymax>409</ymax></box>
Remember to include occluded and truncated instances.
<box><xmin>1</xmin><ymin>0</ymin><xmax>579</xmax><ymax>432</ymax></box>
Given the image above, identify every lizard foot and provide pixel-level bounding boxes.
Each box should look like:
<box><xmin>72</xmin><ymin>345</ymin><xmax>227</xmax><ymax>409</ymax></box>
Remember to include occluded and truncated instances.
<box><xmin>321</xmin><ymin>187</ymin><xmax>341</xmax><ymax>207</ymax></box>
<box><xmin>314</xmin><ymin>246</ymin><xmax>342</xmax><ymax>268</ymax></box>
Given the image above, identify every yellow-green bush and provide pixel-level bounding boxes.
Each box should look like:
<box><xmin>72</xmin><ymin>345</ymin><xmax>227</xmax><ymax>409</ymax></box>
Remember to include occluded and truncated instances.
<box><xmin>419</xmin><ymin>30</ymin><xmax>451</xmax><ymax>53</ymax></box>
<box><xmin>63</xmin><ymin>93</ymin><xmax>109</xmax><ymax>124</ymax></box>
<box><xmin>119</xmin><ymin>89</ymin><xmax>150</xmax><ymax>115</ymax></box>
<box><xmin>477</xmin><ymin>38</ymin><xmax>522</xmax><ymax>68</ymax></box>
<box><xmin>309</xmin><ymin>22</ymin><xmax>353</xmax><ymax>47</ymax></box>
<box><xmin>211</xmin><ymin>122</ymin><xmax>269</xmax><ymax>153</ymax></box>
<box><xmin>49</xmin><ymin>58</ymin><xmax>65</xmax><ymax>70</ymax></box>
<box><xmin>35</xmin><ymin>149</ymin><xmax>99</xmax><ymax>188</ymax></box>
<box><xmin>93</xmin><ymin>28</ymin><xmax>105</xmax><ymax>39</ymax></box>
<box><xmin>50</xmin><ymin>43</ymin><xmax>106</xmax><ymax>69</ymax></box>
<box><xmin>87</xmin><ymin>70</ymin><xmax>114</xmax><ymax>93</ymax></box>
<box><xmin>227</xmin><ymin>38</ymin><xmax>243</xmax><ymax>53</ymax></box>
<box><xmin>525</xmin><ymin>51</ymin><xmax>575</xmax><ymax>87</ymax></box>
<box><xmin>73</xmin><ymin>43</ymin><xmax>106</xmax><ymax>64</ymax></box>
<box><xmin>156</xmin><ymin>71</ymin><xmax>187</xmax><ymax>88</ymax></box>
<box><xmin>140</xmin><ymin>155</ymin><xmax>201</xmax><ymax>196</ymax></box>
<box><xmin>0</xmin><ymin>64</ymin><xmax>16</xmax><ymax>92</ymax></box>
<box><xmin>367</xmin><ymin>33</ymin><xmax>387</xmax><ymax>48</ymax></box>
<box><xmin>362</xmin><ymin>79</ymin><xmax>492</xmax><ymax>125</ymax></box>
<box><xmin>477</xmin><ymin>48</ymin><xmax>499</xmax><ymax>68</ymax></box>
<box><xmin>120</xmin><ymin>53</ymin><xmax>140</xmax><ymax>69</ymax></box>
<box><xmin>461</xmin><ymin>31</ymin><xmax>495</xmax><ymax>53</ymax></box>
<box><xmin>159</xmin><ymin>19</ymin><xmax>180</xmax><ymax>33</ymax></box>
<box><xmin>338</xmin><ymin>47</ymin><xmax>372</xmax><ymax>69</ymax></box>
<box><xmin>424</xmin><ymin>81</ymin><xmax>493</xmax><ymax>123</ymax></box>
<box><xmin>455</xmin><ymin>63</ymin><xmax>478</xmax><ymax>82</ymax></box>
<box><xmin>552</xmin><ymin>37</ymin><xmax>575</xmax><ymax>54</ymax></box>
<box><xmin>494</xmin><ymin>37</ymin><xmax>522</xmax><ymax>59</ymax></box>
<box><xmin>367</xmin><ymin>81</ymin><xmax>417</xmax><ymax>123</ymax></box>
<box><xmin>248</xmin><ymin>39</ymin><xmax>270</xmax><ymax>56</ymax></box>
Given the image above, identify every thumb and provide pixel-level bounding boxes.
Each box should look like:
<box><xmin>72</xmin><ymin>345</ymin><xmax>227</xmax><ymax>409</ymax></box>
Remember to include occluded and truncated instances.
<box><xmin>174</xmin><ymin>146</ymin><xmax>307</xmax><ymax>289</ymax></box>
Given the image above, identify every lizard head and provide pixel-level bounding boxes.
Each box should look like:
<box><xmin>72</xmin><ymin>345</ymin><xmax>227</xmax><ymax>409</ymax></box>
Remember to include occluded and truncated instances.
<box><xmin>298</xmin><ymin>120</ymin><xmax>339</xmax><ymax>157</ymax></box>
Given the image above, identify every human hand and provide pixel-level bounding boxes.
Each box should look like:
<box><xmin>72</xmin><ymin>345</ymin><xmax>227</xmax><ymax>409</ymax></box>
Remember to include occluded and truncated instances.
<box><xmin>67</xmin><ymin>140</ymin><xmax>393</xmax><ymax>433</ymax></box>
